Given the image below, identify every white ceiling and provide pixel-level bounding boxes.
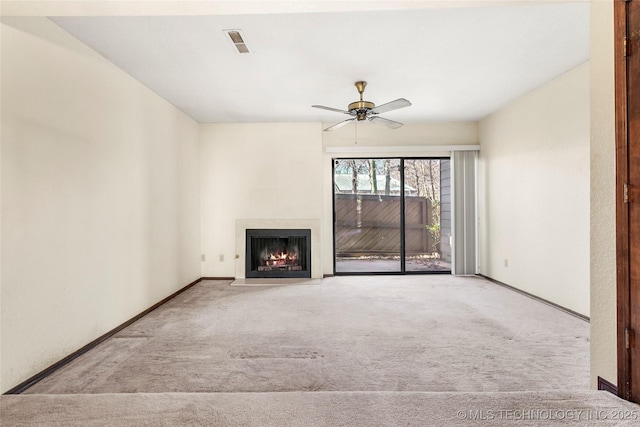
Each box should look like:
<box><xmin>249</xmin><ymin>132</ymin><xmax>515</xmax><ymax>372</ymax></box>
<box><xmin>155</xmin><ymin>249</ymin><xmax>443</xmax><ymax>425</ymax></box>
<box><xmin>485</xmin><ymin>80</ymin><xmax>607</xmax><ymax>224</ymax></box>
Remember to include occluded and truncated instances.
<box><xmin>49</xmin><ymin>2</ymin><xmax>589</xmax><ymax>124</ymax></box>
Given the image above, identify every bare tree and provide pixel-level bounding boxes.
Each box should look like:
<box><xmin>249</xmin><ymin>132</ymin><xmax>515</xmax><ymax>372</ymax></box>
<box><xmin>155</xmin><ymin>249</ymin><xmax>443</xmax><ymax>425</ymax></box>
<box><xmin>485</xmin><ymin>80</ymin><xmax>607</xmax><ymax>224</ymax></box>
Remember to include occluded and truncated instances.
<box><xmin>349</xmin><ymin>159</ymin><xmax>359</xmax><ymax>194</ymax></box>
<box><xmin>369</xmin><ymin>159</ymin><xmax>378</xmax><ymax>194</ymax></box>
<box><xmin>404</xmin><ymin>159</ymin><xmax>442</xmax><ymax>251</ymax></box>
<box><xmin>383</xmin><ymin>159</ymin><xmax>392</xmax><ymax>195</ymax></box>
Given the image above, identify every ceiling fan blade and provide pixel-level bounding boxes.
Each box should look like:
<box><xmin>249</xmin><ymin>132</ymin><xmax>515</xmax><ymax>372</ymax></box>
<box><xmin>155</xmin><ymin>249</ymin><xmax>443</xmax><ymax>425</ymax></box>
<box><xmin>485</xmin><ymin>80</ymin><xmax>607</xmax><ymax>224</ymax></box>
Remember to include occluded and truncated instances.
<box><xmin>368</xmin><ymin>116</ymin><xmax>403</xmax><ymax>129</ymax></box>
<box><xmin>312</xmin><ymin>105</ymin><xmax>352</xmax><ymax>115</ymax></box>
<box><xmin>370</xmin><ymin>98</ymin><xmax>412</xmax><ymax>115</ymax></box>
<box><xmin>323</xmin><ymin>118</ymin><xmax>356</xmax><ymax>132</ymax></box>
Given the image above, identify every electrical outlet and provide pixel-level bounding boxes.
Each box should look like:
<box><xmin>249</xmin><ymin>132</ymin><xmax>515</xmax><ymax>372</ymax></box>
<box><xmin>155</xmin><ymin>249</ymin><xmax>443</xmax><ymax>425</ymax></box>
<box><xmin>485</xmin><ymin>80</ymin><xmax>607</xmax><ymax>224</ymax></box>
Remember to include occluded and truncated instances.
<box><xmin>201</xmin><ymin>254</ymin><xmax>206</xmax><ymax>262</ymax></box>
<box><xmin>219</xmin><ymin>254</ymin><xmax>224</xmax><ymax>262</ymax></box>
<box><xmin>504</xmin><ymin>259</ymin><xmax>509</xmax><ymax>267</ymax></box>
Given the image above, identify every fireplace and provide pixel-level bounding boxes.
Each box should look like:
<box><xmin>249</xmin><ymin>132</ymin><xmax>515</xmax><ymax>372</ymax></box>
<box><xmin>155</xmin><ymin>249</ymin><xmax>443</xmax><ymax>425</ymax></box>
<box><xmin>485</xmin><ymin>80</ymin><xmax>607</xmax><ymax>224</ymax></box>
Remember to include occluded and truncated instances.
<box><xmin>245</xmin><ymin>229</ymin><xmax>311</xmax><ymax>278</ymax></box>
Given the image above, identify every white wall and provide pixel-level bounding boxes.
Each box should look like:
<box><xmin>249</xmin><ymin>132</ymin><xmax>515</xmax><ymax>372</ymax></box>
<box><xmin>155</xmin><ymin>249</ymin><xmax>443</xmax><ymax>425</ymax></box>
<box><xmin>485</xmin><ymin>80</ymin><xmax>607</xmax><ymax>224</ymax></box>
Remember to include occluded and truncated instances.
<box><xmin>478</xmin><ymin>62</ymin><xmax>590</xmax><ymax>316</ymax></box>
<box><xmin>589</xmin><ymin>0</ymin><xmax>617</xmax><ymax>389</ymax></box>
<box><xmin>0</xmin><ymin>18</ymin><xmax>201</xmax><ymax>393</ymax></box>
<box><xmin>199</xmin><ymin>123</ymin><xmax>323</xmax><ymax>278</ymax></box>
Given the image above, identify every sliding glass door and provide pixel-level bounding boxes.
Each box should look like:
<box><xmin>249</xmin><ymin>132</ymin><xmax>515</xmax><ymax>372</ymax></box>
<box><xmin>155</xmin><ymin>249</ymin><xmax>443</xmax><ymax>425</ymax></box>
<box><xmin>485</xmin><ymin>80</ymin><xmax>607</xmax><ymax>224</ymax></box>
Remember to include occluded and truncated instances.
<box><xmin>334</xmin><ymin>159</ymin><xmax>402</xmax><ymax>273</ymax></box>
<box><xmin>403</xmin><ymin>159</ymin><xmax>451</xmax><ymax>272</ymax></box>
<box><xmin>333</xmin><ymin>158</ymin><xmax>451</xmax><ymax>274</ymax></box>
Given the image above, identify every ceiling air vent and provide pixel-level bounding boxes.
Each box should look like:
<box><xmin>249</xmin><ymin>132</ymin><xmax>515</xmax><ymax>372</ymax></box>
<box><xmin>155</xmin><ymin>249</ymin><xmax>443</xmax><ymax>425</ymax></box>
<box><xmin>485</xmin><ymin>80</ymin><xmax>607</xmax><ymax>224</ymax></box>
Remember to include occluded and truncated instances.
<box><xmin>224</xmin><ymin>29</ymin><xmax>250</xmax><ymax>54</ymax></box>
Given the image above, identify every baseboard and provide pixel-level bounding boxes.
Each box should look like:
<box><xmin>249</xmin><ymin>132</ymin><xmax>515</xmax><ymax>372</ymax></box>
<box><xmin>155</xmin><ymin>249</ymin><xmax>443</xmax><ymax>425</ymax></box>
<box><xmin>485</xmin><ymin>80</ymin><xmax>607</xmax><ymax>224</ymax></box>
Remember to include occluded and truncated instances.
<box><xmin>3</xmin><ymin>277</ymin><xmax>204</xmax><ymax>395</ymax></box>
<box><xmin>478</xmin><ymin>275</ymin><xmax>589</xmax><ymax>322</ymax></box>
<box><xmin>323</xmin><ymin>274</ymin><xmax>335</xmax><ymax>278</ymax></box>
<box><xmin>598</xmin><ymin>376</ymin><xmax>618</xmax><ymax>396</ymax></box>
<box><xmin>201</xmin><ymin>277</ymin><xmax>236</xmax><ymax>281</ymax></box>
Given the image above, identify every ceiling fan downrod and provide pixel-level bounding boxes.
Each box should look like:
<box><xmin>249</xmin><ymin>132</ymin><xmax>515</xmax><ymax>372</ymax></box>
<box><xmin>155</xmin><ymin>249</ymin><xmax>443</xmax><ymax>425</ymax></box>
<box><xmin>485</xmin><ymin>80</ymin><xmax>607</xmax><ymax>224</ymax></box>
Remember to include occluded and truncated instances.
<box><xmin>349</xmin><ymin>81</ymin><xmax>375</xmax><ymax>120</ymax></box>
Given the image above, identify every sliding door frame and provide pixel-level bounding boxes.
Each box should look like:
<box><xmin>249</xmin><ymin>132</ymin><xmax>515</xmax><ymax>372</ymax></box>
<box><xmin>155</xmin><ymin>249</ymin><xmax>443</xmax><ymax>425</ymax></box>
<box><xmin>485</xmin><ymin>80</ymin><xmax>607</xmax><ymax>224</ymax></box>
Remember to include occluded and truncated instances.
<box><xmin>331</xmin><ymin>156</ymin><xmax>451</xmax><ymax>275</ymax></box>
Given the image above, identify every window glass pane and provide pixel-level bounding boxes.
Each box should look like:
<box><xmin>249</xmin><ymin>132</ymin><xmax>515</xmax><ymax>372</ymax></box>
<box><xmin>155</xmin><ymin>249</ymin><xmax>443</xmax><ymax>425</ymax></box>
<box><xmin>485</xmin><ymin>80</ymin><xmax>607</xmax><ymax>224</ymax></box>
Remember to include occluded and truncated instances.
<box><xmin>403</xmin><ymin>159</ymin><xmax>451</xmax><ymax>272</ymax></box>
<box><xmin>334</xmin><ymin>159</ymin><xmax>401</xmax><ymax>273</ymax></box>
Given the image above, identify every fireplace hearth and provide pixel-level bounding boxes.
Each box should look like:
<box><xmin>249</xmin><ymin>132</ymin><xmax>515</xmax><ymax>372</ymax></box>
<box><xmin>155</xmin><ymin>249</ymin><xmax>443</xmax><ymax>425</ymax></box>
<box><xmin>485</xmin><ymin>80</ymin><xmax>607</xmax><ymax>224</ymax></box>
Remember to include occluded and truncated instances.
<box><xmin>245</xmin><ymin>229</ymin><xmax>311</xmax><ymax>278</ymax></box>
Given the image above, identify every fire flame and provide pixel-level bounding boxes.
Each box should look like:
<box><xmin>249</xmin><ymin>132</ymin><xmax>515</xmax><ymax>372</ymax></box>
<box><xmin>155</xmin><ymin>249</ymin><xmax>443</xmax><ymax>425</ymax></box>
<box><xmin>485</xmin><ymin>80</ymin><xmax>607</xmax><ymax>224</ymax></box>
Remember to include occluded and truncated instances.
<box><xmin>266</xmin><ymin>252</ymin><xmax>297</xmax><ymax>266</ymax></box>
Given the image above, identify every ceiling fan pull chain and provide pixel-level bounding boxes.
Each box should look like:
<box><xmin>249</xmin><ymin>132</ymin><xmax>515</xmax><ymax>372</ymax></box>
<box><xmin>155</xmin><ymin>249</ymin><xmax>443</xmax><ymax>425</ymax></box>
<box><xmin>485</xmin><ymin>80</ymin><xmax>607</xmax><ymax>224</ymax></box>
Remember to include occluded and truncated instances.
<box><xmin>355</xmin><ymin>120</ymin><xmax>358</xmax><ymax>144</ymax></box>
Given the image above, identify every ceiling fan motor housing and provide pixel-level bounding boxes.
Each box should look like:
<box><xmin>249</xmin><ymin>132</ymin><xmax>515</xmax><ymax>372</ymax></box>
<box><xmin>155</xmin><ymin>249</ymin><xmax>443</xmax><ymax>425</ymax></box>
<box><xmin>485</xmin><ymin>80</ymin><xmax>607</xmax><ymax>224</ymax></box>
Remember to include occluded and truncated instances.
<box><xmin>348</xmin><ymin>101</ymin><xmax>375</xmax><ymax>120</ymax></box>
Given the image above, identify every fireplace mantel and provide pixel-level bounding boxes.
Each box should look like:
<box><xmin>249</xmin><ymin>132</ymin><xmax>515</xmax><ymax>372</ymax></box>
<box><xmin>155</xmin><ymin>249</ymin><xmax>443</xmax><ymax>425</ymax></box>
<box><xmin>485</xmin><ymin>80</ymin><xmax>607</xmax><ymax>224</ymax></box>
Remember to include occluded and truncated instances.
<box><xmin>235</xmin><ymin>219</ymin><xmax>322</xmax><ymax>279</ymax></box>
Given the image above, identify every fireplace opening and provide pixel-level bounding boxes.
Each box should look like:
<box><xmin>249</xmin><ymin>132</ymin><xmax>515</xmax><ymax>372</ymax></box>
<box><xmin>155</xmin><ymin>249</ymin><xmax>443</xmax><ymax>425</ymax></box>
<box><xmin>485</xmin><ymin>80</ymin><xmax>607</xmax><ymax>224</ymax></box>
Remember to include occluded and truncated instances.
<box><xmin>246</xmin><ymin>229</ymin><xmax>311</xmax><ymax>278</ymax></box>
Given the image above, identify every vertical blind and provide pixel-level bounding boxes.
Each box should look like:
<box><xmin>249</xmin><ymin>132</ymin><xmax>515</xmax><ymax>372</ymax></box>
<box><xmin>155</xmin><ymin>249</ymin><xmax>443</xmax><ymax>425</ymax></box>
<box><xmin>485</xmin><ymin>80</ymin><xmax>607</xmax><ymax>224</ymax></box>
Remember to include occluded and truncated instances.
<box><xmin>452</xmin><ymin>150</ymin><xmax>478</xmax><ymax>275</ymax></box>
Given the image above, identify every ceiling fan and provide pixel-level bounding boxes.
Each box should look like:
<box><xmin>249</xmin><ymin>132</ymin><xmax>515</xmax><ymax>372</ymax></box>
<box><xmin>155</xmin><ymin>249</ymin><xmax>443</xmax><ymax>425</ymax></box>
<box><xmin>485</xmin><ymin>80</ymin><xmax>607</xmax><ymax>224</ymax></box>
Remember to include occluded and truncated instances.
<box><xmin>312</xmin><ymin>81</ymin><xmax>412</xmax><ymax>132</ymax></box>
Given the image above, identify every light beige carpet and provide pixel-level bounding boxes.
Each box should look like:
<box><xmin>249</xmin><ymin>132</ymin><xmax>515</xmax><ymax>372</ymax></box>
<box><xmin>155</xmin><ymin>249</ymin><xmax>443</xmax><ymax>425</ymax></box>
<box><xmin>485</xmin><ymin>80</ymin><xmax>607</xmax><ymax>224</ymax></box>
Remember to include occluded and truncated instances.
<box><xmin>3</xmin><ymin>391</ymin><xmax>640</xmax><ymax>426</ymax></box>
<box><xmin>24</xmin><ymin>275</ymin><xmax>589</xmax><ymax>394</ymax></box>
<box><xmin>5</xmin><ymin>275</ymin><xmax>624</xmax><ymax>426</ymax></box>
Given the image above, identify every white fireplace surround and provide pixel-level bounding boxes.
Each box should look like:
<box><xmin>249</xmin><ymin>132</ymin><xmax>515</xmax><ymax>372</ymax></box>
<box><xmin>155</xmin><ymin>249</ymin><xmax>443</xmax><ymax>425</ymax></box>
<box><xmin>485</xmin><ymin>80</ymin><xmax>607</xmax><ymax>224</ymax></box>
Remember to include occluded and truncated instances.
<box><xmin>235</xmin><ymin>219</ymin><xmax>322</xmax><ymax>279</ymax></box>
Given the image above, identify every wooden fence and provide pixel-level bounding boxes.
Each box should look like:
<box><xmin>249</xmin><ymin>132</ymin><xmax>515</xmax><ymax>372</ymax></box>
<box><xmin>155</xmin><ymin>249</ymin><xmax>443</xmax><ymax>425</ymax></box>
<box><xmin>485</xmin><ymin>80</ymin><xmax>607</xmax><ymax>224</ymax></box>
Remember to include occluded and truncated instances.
<box><xmin>334</xmin><ymin>194</ymin><xmax>432</xmax><ymax>256</ymax></box>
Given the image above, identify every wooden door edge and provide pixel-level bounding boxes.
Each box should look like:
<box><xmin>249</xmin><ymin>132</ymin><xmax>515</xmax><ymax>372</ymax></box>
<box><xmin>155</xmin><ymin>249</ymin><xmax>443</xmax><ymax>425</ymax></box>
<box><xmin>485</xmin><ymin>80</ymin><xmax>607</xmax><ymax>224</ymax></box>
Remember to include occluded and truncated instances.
<box><xmin>615</xmin><ymin>0</ymin><xmax>632</xmax><ymax>402</ymax></box>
